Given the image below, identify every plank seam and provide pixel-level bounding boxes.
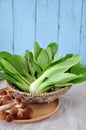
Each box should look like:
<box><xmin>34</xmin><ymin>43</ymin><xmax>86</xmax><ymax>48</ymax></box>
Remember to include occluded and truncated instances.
<box><xmin>12</xmin><ymin>0</ymin><xmax>14</xmax><ymax>54</ymax></box>
<box><xmin>35</xmin><ymin>0</ymin><xmax>37</xmax><ymax>41</ymax></box>
<box><xmin>79</xmin><ymin>0</ymin><xmax>83</xmax><ymax>54</ymax></box>
<box><xmin>57</xmin><ymin>0</ymin><xmax>60</xmax><ymax>44</ymax></box>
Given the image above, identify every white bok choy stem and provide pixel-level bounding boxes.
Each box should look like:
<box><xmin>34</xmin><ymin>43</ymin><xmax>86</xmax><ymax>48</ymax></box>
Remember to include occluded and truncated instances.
<box><xmin>29</xmin><ymin>55</ymin><xmax>81</xmax><ymax>93</ymax></box>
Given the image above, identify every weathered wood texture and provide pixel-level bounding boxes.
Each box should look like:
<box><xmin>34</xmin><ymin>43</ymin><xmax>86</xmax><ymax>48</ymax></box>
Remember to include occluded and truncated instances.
<box><xmin>0</xmin><ymin>0</ymin><xmax>86</xmax><ymax>64</ymax></box>
<box><xmin>0</xmin><ymin>0</ymin><xmax>13</xmax><ymax>53</ymax></box>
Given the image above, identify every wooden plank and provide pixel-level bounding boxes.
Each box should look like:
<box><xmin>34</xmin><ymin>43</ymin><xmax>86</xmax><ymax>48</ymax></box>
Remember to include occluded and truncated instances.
<box><xmin>80</xmin><ymin>0</ymin><xmax>86</xmax><ymax>64</ymax></box>
<box><xmin>58</xmin><ymin>0</ymin><xmax>82</xmax><ymax>56</ymax></box>
<box><xmin>13</xmin><ymin>0</ymin><xmax>35</xmax><ymax>54</ymax></box>
<box><xmin>0</xmin><ymin>0</ymin><xmax>13</xmax><ymax>53</ymax></box>
<box><xmin>36</xmin><ymin>0</ymin><xmax>59</xmax><ymax>48</ymax></box>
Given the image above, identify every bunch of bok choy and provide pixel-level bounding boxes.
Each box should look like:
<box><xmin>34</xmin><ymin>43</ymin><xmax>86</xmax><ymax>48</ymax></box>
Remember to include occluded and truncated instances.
<box><xmin>0</xmin><ymin>42</ymin><xmax>86</xmax><ymax>93</ymax></box>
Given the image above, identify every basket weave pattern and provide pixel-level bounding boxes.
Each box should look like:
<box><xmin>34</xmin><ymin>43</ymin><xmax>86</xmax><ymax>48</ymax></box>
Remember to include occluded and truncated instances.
<box><xmin>8</xmin><ymin>84</ymin><xmax>71</xmax><ymax>103</ymax></box>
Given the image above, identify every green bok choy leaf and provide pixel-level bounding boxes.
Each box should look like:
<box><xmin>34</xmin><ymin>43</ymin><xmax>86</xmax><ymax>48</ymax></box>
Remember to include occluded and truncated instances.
<box><xmin>0</xmin><ymin>42</ymin><xmax>86</xmax><ymax>93</ymax></box>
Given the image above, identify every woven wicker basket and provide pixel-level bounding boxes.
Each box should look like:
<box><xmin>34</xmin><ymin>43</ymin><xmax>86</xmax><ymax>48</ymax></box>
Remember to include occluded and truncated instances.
<box><xmin>7</xmin><ymin>83</ymin><xmax>71</xmax><ymax>103</ymax></box>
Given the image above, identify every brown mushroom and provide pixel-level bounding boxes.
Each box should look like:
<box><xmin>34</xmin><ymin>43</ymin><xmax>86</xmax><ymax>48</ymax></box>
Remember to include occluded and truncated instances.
<box><xmin>9</xmin><ymin>107</ymin><xmax>18</xmax><ymax>116</ymax></box>
<box><xmin>17</xmin><ymin>110</ymin><xmax>23</xmax><ymax>119</ymax></box>
<box><xmin>0</xmin><ymin>111</ymin><xmax>7</xmax><ymax>120</ymax></box>
<box><xmin>0</xmin><ymin>90</ymin><xmax>7</xmax><ymax>96</ymax></box>
<box><xmin>20</xmin><ymin>102</ymin><xmax>28</xmax><ymax>108</ymax></box>
<box><xmin>23</xmin><ymin>106</ymin><xmax>33</xmax><ymax>119</ymax></box>
<box><xmin>5</xmin><ymin>114</ymin><xmax>14</xmax><ymax>122</ymax></box>
<box><xmin>0</xmin><ymin>88</ymin><xmax>33</xmax><ymax>121</ymax></box>
<box><xmin>7</xmin><ymin>91</ymin><xmax>14</xmax><ymax>96</ymax></box>
<box><xmin>0</xmin><ymin>97</ymin><xmax>23</xmax><ymax>111</ymax></box>
<box><xmin>1</xmin><ymin>96</ymin><xmax>12</xmax><ymax>105</ymax></box>
<box><xmin>0</xmin><ymin>101</ymin><xmax>16</xmax><ymax>111</ymax></box>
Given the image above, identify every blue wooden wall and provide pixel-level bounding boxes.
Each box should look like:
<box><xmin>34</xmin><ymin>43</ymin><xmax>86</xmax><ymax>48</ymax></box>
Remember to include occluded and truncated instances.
<box><xmin>0</xmin><ymin>0</ymin><xmax>86</xmax><ymax>64</ymax></box>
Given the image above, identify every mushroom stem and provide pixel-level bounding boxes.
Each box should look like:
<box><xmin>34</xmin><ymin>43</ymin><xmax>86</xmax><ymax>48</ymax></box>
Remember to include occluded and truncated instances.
<box><xmin>5</xmin><ymin>107</ymin><xmax>23</xmax><ymax>113</ymax></box>
<box><xmin>0</xmin><ymin>101</ymin><xmax>16</xmax><ymax>111</ymax></box>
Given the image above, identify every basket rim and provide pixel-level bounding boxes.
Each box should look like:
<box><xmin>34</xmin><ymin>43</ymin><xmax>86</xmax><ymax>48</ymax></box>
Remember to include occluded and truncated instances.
<box><xmin>8</xmin><ymin>83</ymin><xmax>71</xmax><ymax>97</ymax></box>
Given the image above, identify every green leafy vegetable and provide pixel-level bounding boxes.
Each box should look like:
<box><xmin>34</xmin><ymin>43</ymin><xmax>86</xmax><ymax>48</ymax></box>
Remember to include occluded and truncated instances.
<box><xmin>0</xmin><ymin>42</ymin><xmax>86</xmax><ymax>93</ymax></box>
<box><xmin>0</xmin><ymin>51</ymin><xmax>12</xmax><ymax>59</ymax></box>
<box><xmin>0</xmin><ymin>56</ymin><xmax>35</xmax><ymax>91</ymax></box>
<box><xmin>29</xmin><ymin>54</ymin><xmax>82</xmax><ymax>93</ymax></box>
<box><xmin>33</xmin><ymin>42</ymin><xmax>58</xmax><ymax>69</ymax></box>
<box><xmin>24</xmin><ymin>50</ymin><xmax>42</xmax><ymax>78</ymax></box>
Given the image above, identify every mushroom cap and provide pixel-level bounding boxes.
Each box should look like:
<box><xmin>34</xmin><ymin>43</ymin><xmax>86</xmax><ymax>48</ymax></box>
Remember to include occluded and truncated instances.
<box><xmin>17</xmin><ymin>110</ymin><xmax>23</xmax><ymax>119</ymax></box>
<box><xmin>0</xmin><ymin>90</ymin><xmax>7</xmax><ymax>96</ymax></box>
<box><xmin>8</xmin><ymin>91</ymin><xmax>14</xmax><ymax>96</ymax></box>
<box><xmin>20</xmin><ymin>102</ymin><xmax>28</xmax><ymax>108</ymax></box>
<box><xmin>9</xmin><ymin>107</ymin><xmax>18</xmax><ymax>116</ymax></box>
<box><xmin>6</xmin><ymin>114</ymin><xmax>14</xmax><ymax>122</ymax></box>
<box><xmin>0</xmin><ymin>111</ymin><xmax>7</xmax><ymax>120</ymax></box>
<box><xmin>2</xmin><ymin>96</ymin><xmax>11</xmax><ymax>105</ymax></box>
<box><xmin>23</xmin><ymin>106</ymin><xmax>33</xmax><ymax>119</ymax></box>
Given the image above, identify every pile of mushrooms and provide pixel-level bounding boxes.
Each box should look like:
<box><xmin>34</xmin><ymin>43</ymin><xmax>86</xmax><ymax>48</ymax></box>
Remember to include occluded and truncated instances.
<box><xmin>0</xmin><ymin>88</ymin><xmax>33</xmax><ymax>122</ymax></box>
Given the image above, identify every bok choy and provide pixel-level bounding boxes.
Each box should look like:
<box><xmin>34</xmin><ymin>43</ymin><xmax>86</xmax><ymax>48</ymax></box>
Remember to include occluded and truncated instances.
<box><xmin>29</xmin><ymin>54</ymin><xmax>83</xmax><ymax>93</ymax></box>
<box><xmin>0</xmin><ymin>42</ymin><xmax>86</xmax><ymax>93</ymax></box>
<box><xmin>0</xmin><ymin>55</ymin><xmax>34</xmax><ymax>91</ymax></box>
